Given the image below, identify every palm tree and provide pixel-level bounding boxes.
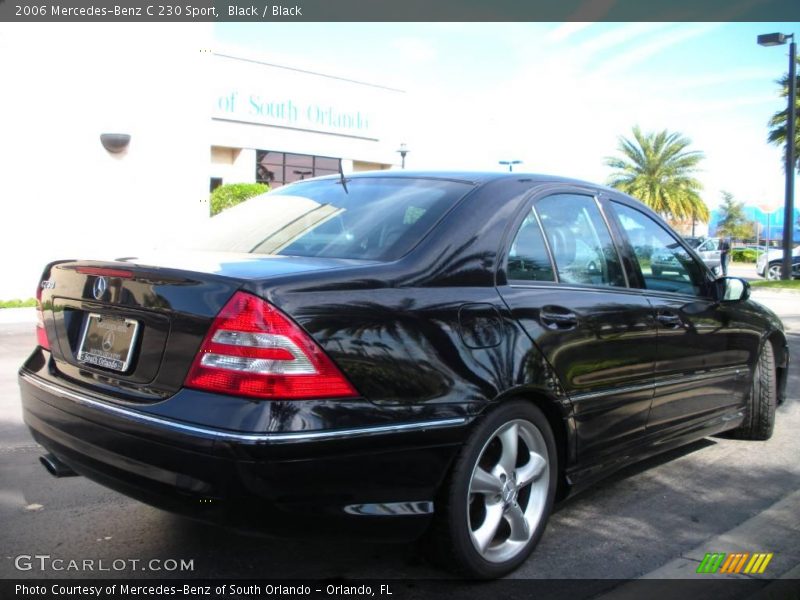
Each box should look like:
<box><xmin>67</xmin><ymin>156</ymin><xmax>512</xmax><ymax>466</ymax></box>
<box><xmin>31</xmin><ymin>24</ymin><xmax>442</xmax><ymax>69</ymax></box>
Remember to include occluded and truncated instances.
<box><xmin>605</xmin><ymin>126</ymin><xmax>709</xmax><ymax>222</ymax></box>
<box><xmin>766</xmin><ymin>56</ymin><xmax>800</xmax><ymax>174</ymax></box>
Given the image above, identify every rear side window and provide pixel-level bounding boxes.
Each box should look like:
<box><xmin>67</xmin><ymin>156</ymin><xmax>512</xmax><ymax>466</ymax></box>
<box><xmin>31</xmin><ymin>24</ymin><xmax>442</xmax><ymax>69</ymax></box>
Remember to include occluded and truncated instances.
<box><xmin>507</xmin><ymin>210</ymin><xmax>555</xmax><ymax>282</ymax></box>
<box><xmin>535</xmin><ymin>194</ymin><xmax>625</xmax><ymax>287</ymax></box>
<box><xmin>184</xmin><ymin>178</ymin><xmax>474</xmax><ymax>261</ymax></box>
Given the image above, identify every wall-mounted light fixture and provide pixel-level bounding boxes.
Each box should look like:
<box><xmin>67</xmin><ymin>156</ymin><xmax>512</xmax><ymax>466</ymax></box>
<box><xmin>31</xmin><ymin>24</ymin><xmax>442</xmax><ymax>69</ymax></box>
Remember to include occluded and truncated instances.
<box><xmin>100</xmin><ymin>133</ymin><xmax>131</xmax><ymax>154</ymax></box>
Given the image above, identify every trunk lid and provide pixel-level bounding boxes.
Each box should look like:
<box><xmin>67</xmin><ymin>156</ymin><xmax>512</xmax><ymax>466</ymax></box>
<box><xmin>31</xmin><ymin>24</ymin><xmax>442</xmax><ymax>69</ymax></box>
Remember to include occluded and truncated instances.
<box><xmin>39</xmin><ymin>252</ymin><xmax>370</xmax><ymax>402</ymax></box>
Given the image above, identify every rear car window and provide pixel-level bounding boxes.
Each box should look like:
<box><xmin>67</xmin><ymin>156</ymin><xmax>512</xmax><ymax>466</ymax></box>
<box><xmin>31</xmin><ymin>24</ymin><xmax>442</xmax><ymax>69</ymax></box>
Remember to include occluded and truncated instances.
<box><xmin>185</xmin><ymin>177</ymin><xmax>474</xmax><ymax>261</ymax></box>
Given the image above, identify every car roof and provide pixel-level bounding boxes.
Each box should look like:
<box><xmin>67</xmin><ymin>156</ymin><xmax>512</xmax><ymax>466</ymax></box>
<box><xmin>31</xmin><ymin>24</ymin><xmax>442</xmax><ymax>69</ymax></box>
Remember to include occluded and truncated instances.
<box><xmin>306</xmin><ymin>170</ymin><xmax>625</xmax><ymax>194</ymax></box>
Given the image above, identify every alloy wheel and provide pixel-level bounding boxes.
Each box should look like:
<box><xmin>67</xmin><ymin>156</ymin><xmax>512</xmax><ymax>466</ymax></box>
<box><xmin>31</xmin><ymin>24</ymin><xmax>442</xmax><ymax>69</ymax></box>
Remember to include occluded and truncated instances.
<box><xmin>767</xmin><ymin>264</ymin><xmax>782</xmax><ymax>280</ymax></box>
<box><xmin>466</xmin><ymin>419</ymin><xmax>549</xmax><ymax>563</ymax></box>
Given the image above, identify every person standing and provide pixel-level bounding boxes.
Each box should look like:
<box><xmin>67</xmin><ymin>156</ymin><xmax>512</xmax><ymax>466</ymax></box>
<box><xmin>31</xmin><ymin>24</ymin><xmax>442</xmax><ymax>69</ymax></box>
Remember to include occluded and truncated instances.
<box><xmin>720</xmin><ymin>237</ymin><xmax>731</xmax><ymax>276</ymax></box>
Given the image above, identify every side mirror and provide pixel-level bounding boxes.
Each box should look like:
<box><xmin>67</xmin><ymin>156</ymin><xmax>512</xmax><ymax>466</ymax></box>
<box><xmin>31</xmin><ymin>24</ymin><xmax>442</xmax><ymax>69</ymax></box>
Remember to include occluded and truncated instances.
<box><xmin>717</xmin><ymin>277</ymin><xmax>750</xmax><ymax>303</ymax></box>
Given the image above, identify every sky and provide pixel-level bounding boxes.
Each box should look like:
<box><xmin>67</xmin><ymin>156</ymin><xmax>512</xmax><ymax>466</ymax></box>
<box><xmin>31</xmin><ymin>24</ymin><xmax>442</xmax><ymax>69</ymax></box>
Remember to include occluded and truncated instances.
<box><xmin>215</xmin><ymin>21</ymin><xmax>799</xmax><ymax>211</ymax></box>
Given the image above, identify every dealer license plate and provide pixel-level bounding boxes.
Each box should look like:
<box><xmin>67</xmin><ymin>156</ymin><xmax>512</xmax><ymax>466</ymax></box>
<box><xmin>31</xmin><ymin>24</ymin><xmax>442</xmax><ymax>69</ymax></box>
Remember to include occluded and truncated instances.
<box><xmin>77</xmin><ymin>313</ymin><xmax>140</xmax><ymax>372</ymax></box>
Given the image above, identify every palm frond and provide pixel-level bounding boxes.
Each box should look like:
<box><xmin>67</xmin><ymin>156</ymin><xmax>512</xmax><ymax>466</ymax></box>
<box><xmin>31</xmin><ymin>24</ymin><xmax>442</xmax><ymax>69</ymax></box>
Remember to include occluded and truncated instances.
<box><xmin>605</xmin><ymin>126</ymin><xmax>709</xmax><ymax>222</ymax></box>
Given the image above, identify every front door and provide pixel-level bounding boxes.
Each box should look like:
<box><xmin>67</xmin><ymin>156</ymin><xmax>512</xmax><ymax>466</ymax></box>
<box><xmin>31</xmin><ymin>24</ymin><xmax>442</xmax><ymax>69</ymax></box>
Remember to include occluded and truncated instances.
<box><xmin>608</xmin><ymin>201</ymin><xmax>759</xmax><ymax>434</ymax></box>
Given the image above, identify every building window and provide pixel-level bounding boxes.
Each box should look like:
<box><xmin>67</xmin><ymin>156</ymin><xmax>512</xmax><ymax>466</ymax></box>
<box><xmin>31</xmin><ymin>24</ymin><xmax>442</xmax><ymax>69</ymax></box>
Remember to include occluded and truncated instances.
<box><xmin>210</xmin><ymin>177</ymin><xmax>223</xmax><ymax>192</ymax></box>
<box><xmin>256</xmin><ymin>150</ymin><xmax>341</xmax><ymax>188</ymax></box>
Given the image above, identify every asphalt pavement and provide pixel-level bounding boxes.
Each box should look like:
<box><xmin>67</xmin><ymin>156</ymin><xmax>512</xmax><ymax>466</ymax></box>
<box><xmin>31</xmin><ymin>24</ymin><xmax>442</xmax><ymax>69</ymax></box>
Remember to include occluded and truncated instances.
<box><xmin>0</xmin><ymin>290</ymin><xmax>798</xmax><ymax>593</ymax></box>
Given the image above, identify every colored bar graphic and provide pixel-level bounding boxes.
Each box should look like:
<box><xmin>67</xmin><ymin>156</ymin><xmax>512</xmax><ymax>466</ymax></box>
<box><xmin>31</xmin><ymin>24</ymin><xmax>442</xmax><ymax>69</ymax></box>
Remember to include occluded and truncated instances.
<box><xmin>744</xmin><ymin>553</ymin><xmax>774</xmax><ymax>574</ymax></box>
<box><xmin>697</xmin><ymin>552</ymin><xmax>774</xmax><ymax>574</ymax></box>
<box><xmin>720</xmin><ymin>553</ymin><xmax>750</xmax><ymax>573</ymax></box>
<box><xmin>697</xmin><ymin>553</ymin><xmax>726</xmax><ymax>573</ymax></box>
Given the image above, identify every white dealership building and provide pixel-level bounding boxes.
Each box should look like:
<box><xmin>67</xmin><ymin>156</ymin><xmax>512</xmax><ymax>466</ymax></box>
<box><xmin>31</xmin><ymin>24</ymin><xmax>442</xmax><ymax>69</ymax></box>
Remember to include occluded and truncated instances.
<box><xmin>0</xmin><ymin>24</ymin><xmax>406</xmax><ymax>299</ymax></box>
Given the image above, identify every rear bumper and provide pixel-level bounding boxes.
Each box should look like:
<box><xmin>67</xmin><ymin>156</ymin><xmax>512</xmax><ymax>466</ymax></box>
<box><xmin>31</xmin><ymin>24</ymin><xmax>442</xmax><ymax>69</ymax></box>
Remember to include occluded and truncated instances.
<box><xmin>19</xmin><ymin>361</ymin><xmax>470</xmax><ymax>541</ymax></box>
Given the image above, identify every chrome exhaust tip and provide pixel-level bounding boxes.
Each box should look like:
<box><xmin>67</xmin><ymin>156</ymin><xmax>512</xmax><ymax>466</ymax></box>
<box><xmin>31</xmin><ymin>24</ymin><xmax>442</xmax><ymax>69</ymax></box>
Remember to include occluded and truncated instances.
<box><xmin>39</xmin><ymin>454</ymin><xmax>79</xmax><ymax>477</ymax></box>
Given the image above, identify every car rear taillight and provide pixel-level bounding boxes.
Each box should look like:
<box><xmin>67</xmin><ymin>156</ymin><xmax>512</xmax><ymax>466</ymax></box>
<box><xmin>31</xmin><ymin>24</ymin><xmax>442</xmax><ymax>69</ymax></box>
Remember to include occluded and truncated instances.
<box><xmin>36</xmin><ymin>283</ymin><xmax>50</xmax><ymax>350</ymax></box>
<box><xmin>184</xmin><ymin>291</ymin><xmax>359</xmax><ymax>400</ymax></box>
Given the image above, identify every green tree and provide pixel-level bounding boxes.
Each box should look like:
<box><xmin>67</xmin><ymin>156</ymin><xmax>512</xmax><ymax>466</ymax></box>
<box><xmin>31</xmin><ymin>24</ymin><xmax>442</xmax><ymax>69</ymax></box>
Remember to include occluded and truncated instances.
<box><xmin>209</xmin><ymin>182</ymin><xmax>269</xmax><ymax>216</ymax></box>
<box><xmin>766</xmin><ymin>56</ymin><xmax>800</xmax><ymax>174</ymax></box>
<box><xmin>715</xmin><ymin>191</ymin><xmax>757</xmax><ymax>240</ymax></box>
<box><xmin>605</xmin><ymin>126</ymin><xmax>709</xmax><ymax>222</ymax></box>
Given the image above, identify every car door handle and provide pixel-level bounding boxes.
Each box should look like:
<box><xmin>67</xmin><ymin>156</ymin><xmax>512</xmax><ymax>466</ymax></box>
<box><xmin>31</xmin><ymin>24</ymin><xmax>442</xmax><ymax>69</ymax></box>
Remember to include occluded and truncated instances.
<box><xmin>656</xmin><ymin>312</ymin><xmax>683</xmax><ymax>328</ymax></box>
<box><xmin>540</xmin><ymin>306</ymin><xmax>578</xmax><ymax>330</ymax></box>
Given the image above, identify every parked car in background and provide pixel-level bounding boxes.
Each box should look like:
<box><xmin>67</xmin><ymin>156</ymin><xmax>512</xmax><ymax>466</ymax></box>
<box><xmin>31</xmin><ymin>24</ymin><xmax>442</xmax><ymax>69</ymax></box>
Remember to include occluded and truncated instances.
<box><xmin>20</xmin><ymin>172</ymin><xmax>788</xmax><ymax>579</ymax></box>
<box><xmin>756</xmin><ymin>245</ymin><xmax>800</xmax><ymax>279</ymax></box>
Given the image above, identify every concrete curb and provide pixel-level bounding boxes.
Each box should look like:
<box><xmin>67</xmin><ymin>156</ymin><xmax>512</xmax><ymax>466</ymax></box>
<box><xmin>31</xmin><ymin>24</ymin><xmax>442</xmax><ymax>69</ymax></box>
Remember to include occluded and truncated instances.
<box><xmin>751</xmin><ymin>288</ymin><xmax>800</xmax><ymax>296</ymax></box>
<box><xmin>594</xmin><ymin>490</ymin><xmax>800</xmax><ymax>599</ymax></box>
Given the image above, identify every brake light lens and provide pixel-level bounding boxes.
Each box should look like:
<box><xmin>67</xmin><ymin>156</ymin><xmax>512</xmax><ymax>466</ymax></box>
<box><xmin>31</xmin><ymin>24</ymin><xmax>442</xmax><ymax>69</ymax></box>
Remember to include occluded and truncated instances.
<box><xmin>75</xmin><ymin>267</ymin><xmax>133</xmax><ymax>279</ymax></box>
<box><xmin>36</xmin><ymin>282</ymin><xmax>50</xmax><ymax>350</ymax></box>
<box><xmin>184</xmin><ymin>291</ymin><xmax>359</xmax><ymax>400</ymax></box>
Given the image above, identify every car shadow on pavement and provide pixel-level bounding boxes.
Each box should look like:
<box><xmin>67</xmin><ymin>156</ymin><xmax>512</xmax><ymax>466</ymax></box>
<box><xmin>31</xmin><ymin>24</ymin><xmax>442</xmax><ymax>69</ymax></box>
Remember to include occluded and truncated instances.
<box><xmin>554</xmin><ymin>438</ymin><xmax>717</xmax><ymax>512</ymax></box>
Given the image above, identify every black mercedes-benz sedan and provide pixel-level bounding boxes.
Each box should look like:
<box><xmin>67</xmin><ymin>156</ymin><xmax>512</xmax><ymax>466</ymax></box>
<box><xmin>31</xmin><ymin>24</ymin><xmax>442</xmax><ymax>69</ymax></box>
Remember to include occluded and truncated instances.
<box><xmin>20</xmin><ymin>172</ymin><xmax>788</xmax><ymax>578</ymax></box>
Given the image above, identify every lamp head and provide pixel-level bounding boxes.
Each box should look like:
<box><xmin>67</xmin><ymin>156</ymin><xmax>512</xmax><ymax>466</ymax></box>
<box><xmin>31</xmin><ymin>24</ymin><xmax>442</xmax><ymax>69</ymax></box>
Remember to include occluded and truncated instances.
<box><xmin>758</xmin><ymin>32</ymin><xmax>789</xmax><ymax>47</ymax></box>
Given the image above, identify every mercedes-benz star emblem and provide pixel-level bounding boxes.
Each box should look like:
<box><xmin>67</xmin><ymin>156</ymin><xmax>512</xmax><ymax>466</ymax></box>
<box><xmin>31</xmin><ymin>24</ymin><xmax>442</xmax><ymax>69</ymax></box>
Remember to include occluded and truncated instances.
<box><xmin>93</xmin><ymin>276</ymin><xmax>107</xmax><ymax>300</ymax></box>
<box><xmin>102</xmin><ymin>330</ymin><xmax>116</xmax><ymax>352</ymax></box>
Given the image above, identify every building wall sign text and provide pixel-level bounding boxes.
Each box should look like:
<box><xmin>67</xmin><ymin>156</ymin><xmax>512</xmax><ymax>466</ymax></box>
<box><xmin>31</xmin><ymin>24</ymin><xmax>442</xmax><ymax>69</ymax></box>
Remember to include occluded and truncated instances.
<box><xmin>214</xmin><ymin>91</ymin><xmax>372</xmax><ymax>137</ymax></box>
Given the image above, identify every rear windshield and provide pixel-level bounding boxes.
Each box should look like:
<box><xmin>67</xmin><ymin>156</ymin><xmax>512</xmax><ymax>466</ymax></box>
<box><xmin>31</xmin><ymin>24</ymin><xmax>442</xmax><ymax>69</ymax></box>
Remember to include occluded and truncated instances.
<box><xmin>185</xmin><ymin>177</ymin><xmax>474</xmax><ymax>261</ymax></box>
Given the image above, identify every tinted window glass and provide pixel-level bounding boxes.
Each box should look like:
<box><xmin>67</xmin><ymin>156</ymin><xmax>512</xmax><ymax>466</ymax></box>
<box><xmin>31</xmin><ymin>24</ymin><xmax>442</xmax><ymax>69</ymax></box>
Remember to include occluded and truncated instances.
<box><xmin>613</xmin><ymin>202</ymin><xmax>705</xmax><ymax>296</ymax></box>
<box><xmin>255</xmin><ymin>151</ymin><xmax>342</xmax><ymax>189</ymax></box>
<box><xmin>184</xmin><ymin>178</ymin><xmax>473</xmax><ymax>261</ymax></box>
<box><xmin>536</xmin><ymin>194</ymin><xmax>625</xmax><ymax>287</ymax></box>
<box><xmin>507</xmin><ymin>210</ymin><xmax>554</xmax><ymax>282</ymax></box>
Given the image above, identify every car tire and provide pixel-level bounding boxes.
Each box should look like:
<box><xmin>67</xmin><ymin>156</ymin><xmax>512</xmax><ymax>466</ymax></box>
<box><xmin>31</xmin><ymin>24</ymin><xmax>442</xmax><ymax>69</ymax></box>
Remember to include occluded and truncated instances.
<box><xmin>767</xmin><ymin>264</ymin><xmax>782</xmax><ymax>280</ymax></box>
<box><xmin>426</xmin><ymin>401</ymin><xmax>557</xmax><ymax>579</ymax></box>
<box><xmin>727</xmin><ymin>342</ymin><xmax>777</xmax><ymax>441</ymax></box>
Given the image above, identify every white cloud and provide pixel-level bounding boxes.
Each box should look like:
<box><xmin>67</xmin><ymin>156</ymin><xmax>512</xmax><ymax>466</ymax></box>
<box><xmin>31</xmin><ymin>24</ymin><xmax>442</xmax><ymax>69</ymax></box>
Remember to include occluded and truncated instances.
<box><xmin>589</xmin><ymin>23</ymin><xmax>721</xmax><ymax>78</ymax></box>
<box><xmin>389</xmin><ymin>37</ymin><xmax>437</xmax><ymax>62</ymax></box>
<box><xmin>546</xmin><ymin>22</ymin><xmax>593</xmax><ymax>43</ymax></box>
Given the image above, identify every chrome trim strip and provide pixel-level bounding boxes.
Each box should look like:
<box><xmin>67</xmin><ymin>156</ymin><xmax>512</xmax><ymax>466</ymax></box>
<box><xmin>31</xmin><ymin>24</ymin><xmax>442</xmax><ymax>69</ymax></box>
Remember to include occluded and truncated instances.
<box><xmin>343</xmin><ymin>501</ymin><xmax>435</xmax><ymax>516</ymax></box>
<box><xmin>20</xmin><ymin>373</ymin><xmax>468</xmax><ymax>444</ymax></box>
<box><xmin>570</xmin><ymin>366</ymin><xmax>748</xmax><ymax>402</ymax></box>
<box><xmin>570</xmin><ymin>381</ymin><xmax>653</xmax><ymax>402</ymax></box>
<box><xmin>653</xmin><ymin>367</ymin><xmax>746</xmax><ymax>389</ymax></box>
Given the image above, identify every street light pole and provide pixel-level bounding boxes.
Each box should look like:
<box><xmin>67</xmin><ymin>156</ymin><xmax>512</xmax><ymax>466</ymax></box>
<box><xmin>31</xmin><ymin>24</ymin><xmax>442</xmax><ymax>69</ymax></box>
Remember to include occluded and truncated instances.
<box><xmin>499</xmin><ymin>160</ymin><xmax>522</xmax><ymax>172</ymax></box>
<box><xmin>397</xmin><ymin>143</ymin><xmax>409</xmax><ymax>169</ymax></box>
<box><xmin>759</xmin><ymin>32</ymin><xmax>797</xmax><ymax>280</ymax></box>
<box><xmin>785</xmin><ymin>37</ymin><xmax>796</xmax><ymax>280</ymax></box>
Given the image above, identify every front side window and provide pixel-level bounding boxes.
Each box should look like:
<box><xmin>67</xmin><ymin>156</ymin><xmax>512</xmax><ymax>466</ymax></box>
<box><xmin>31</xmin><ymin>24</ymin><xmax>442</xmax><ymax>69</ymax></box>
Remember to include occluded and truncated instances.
<box><xmin>535</xmin><ymin>194</ymin><xmax>625</xmax><ymax>287</ymax></box>
<box><xmin>612</xmin><ymin>202</ymin><xmax>705</xmax><ymax>296</ymax></box>
<box><xmin>182</xmin><ymin>177</ymin><xmax>474</xmax><ymax>261</ymax></box>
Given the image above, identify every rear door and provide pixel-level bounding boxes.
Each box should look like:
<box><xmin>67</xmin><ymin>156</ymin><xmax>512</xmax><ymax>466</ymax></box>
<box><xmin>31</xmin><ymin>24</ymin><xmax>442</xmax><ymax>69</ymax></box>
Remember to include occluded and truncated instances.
<box><xmin>497</xmin><ymin>189</ymin><xmax>657</xmax><ymax>464</ymax></box>
<box><xmin>606</xmin><ymin>200</ymin><xmax>757</xmax><ymax>433</ymax></box>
